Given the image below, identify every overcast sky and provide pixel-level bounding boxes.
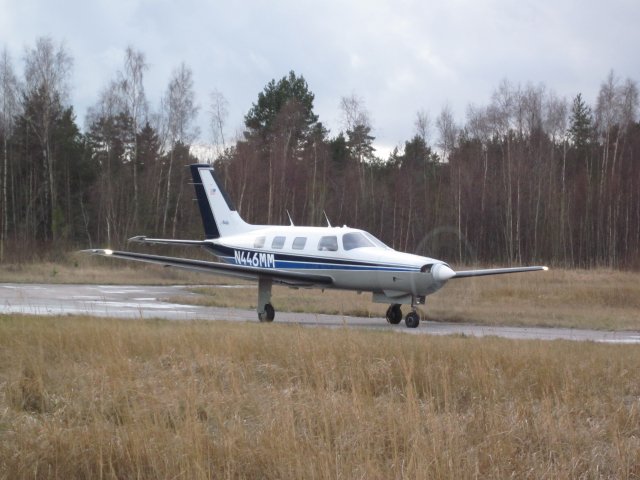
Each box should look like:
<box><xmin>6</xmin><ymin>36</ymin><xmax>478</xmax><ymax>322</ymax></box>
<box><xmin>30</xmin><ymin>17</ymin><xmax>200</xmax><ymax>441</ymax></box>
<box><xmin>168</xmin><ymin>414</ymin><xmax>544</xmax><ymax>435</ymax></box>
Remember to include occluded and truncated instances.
<box><xmin>1</xmin><ymin>0</ymin><xmax>638</xmax><ymax>155</ymax></box>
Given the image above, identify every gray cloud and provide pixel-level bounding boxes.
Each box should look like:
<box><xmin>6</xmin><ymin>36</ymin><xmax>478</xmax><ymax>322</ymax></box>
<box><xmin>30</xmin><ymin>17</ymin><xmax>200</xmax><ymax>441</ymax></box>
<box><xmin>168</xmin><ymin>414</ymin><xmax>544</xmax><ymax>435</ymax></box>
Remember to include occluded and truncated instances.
<box><xmin>1</xmin><ymin>0</ymin><xmax>638</xmax><ymax>154</ymax></box>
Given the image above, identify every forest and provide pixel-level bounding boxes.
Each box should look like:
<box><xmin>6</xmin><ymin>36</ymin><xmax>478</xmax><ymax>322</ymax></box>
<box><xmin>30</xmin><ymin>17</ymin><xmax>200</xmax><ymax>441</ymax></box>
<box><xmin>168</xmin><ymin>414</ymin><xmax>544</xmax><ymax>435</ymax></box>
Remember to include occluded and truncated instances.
<box><xmin>1</xmin><ymin>37</ymin><xmax>639</xmax><ymax>268</ymax></box>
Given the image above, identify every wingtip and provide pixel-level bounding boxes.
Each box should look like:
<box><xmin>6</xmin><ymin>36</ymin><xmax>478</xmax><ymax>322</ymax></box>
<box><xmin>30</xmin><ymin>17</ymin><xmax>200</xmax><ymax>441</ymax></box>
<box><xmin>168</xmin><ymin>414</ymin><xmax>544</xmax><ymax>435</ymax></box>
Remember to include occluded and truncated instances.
<box><xmin>80</xmin><ymin>248</ymin><xmax>113</xmax><ymax>256</ymax></box>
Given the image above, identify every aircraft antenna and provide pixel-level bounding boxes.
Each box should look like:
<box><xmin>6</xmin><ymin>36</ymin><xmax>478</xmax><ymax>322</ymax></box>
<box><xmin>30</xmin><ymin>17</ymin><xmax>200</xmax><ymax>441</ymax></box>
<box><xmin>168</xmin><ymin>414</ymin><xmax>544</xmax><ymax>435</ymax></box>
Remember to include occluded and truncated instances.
<box><xmin>286</xmin><ymin>210</ymin><xmax>295</xmax><ymax>226</ymax></box>
<box><xmin>323</xmin><ymin>211</ymin><xmax>332</xmax><ymax>228</ymax></box>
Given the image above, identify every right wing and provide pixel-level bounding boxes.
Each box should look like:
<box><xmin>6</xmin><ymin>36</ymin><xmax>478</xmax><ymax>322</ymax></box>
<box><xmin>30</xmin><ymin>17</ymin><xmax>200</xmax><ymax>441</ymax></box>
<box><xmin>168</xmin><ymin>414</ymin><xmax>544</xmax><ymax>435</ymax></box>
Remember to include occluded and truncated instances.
<box><xmin>83</xmin><ymin>249</ymin><xmax>334</xmax><ymax>288</ymax></box>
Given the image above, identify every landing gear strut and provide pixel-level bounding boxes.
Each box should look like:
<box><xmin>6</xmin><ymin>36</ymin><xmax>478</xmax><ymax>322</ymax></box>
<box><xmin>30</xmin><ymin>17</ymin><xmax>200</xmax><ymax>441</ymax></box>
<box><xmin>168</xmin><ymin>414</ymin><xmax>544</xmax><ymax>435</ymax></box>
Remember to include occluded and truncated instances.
<box><xmin>404</xmin><ymin>295</ymin><xmax>424</xmax><ymax>329</ymax></box>
<box><xmin>257</xmin><ymin>278</ymin><xmax>275</xmax><ymax>322</ymax></box>
<box><xmin>386</xmin><ymin>304</ymin><xmax>403</xmax><ymax>324</ymax></box>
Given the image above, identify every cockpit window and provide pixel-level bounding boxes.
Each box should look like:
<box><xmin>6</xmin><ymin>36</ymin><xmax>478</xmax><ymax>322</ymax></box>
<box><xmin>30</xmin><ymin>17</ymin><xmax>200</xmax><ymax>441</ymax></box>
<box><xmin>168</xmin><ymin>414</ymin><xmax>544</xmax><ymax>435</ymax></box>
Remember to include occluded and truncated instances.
<box><xmin>254</xmin><ymin>236</ymin><xmax>266</xmax><ymax>248</ymax></box>
<box><xmin>342</xmin><ymin>232</ymin><xmax>374</xmax><ymax>250</ymax></box>
<box><xmin>317</xmin><ymin>236</ymin><xmax>338</xmax><ymax>251</ymax></box>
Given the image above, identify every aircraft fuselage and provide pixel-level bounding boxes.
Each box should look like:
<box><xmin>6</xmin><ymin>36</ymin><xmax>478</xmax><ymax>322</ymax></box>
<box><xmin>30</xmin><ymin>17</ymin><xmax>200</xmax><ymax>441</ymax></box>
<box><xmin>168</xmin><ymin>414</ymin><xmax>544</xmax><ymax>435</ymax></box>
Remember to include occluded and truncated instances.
<box><xmin>203</xmin><ymin>225</ymin><xmax>452</xmax><ymax>302</ymax></box>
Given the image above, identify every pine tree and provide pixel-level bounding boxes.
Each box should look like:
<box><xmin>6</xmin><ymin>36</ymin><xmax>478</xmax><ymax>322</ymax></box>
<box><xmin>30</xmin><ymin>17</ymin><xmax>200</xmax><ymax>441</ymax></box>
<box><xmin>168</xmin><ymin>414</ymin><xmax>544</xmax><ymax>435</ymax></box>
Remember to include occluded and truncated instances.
<box><xmin>568</xmin><ymin>93</ymin><xmax>593</xmax><ymax>151</ymax></box>
<box><xmin>244</xmin><ymin>70</ymin><xmax>318</xmax><ymax>140</ymax></box>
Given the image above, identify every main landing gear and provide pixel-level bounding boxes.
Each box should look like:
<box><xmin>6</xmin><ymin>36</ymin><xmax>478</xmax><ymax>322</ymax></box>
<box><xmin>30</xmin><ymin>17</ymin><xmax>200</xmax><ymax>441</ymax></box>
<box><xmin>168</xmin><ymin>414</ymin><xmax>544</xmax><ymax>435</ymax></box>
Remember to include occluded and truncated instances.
<box><xmin>386</xmin><ymin>296</ymin><xmax>424</xmax><ymax>328</ymax></box>
<box><xmin>258</xmin><ymin>303</ymin><xmax>275</xmax><ymax>322</ymax></box>
<box><xmin>385</xmin><ymin>304</ymin><xmax>403</xmax><ymax>324</ymax></box>
<box><xmin>257</xmin><ymin>278</ymin><xmax>275</xmax><ymax>322</ymax></box>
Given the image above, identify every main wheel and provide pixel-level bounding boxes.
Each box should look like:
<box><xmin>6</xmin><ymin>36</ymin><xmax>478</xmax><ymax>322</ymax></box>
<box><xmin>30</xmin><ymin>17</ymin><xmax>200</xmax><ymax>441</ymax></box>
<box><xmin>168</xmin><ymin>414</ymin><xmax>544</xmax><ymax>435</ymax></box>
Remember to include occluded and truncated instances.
<box><xmin>259</xmin><ymin>303</ymin><xmax>275</xmax><ymax>322</ymax></box>
<box><xmin>386</xmin><ymin>304</ymin><xmax>403</xmax><ymax>324</ymax></box>
<box><xmin>405</xmin><ymin>311</ymin><xmax>420</xmax><ymax>328</ymax></box>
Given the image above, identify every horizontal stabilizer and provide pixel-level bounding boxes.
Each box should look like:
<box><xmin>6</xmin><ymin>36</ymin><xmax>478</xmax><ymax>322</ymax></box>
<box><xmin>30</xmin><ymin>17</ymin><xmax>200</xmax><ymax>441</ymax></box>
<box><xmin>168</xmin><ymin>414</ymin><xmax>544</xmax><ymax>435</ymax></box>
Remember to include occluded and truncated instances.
<box><xmin>452</xmin><ymin>266</ymin><xmax>548</xmax><ymax>279</ymax></box>
<box><xmin>128</xmin><ymin>236</ymin><xmax>210</xmax><ymax>247</ymax></box>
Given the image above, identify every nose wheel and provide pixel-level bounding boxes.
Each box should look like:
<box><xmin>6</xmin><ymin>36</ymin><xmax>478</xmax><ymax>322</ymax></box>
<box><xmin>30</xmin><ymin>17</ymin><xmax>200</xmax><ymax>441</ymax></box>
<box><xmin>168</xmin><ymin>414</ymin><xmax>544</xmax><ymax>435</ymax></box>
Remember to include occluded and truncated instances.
<box><xmin>404</xmin><ymin>295</ymin><xmax>424</xmax><ymax>328</ymax></box>
<box><xmin>405</xmin><ymin>310</ymin><xmax>420</xmax><ymax>328</ymax></box>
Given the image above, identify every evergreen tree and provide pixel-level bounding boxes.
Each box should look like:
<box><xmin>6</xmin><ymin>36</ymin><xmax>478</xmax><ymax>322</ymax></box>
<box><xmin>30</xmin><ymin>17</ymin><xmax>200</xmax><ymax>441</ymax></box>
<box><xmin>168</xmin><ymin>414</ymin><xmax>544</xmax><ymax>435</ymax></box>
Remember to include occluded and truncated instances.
<box><xmin>568</xmin><ymin>93</ymin><xmax>593</xmax><ymax>151</ymax></box>
<box><xmin>346</xmin><ymin>123</ymin><xmax>375</xmax><ymax>163</ymax></box>
<box><xmin>329</xmin><ymin>132</ymin><xmax>349</xmax><ymax>169</ymax></box>
<box><xmin>401</xmin><ymin>134</ymin><xmax>436</xmax><ymax>170</ymax></box>
<box><xmin>244</xmin><ymin>70</ymin><xmax>318</xmax><ymax>140</ymax></box>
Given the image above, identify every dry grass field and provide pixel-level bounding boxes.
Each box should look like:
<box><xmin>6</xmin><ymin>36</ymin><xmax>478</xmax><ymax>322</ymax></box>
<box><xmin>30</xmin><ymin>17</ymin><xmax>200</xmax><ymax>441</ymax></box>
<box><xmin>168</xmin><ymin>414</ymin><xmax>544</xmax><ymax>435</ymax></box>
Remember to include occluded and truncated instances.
<box><xmin>1</xmin><ymin>315</ymin><xmax>639</xmax><ymax>479</ymax></box>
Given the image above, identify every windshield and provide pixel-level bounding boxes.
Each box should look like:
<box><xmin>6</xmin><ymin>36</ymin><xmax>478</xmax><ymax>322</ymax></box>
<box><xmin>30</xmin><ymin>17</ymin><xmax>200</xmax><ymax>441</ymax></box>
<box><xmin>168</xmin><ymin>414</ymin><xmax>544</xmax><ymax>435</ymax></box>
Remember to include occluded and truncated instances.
<box><xmin>363</xmin><ymin>232</ymin><xmax>390</xmax><ymax>249</ymax></box>
<box><xmin>342</xmin><ymin>232</ymin><xmax>374</xmax><ymax>250</ymax></box>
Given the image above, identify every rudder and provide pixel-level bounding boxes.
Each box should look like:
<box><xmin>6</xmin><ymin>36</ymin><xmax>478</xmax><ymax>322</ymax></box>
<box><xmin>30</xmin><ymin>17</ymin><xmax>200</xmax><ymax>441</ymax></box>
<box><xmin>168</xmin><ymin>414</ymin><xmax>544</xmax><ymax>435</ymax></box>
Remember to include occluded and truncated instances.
<box><xmin>189</xmin><ymin>164</ymin><xmax>252</xmax><ymax>239</ymax></box>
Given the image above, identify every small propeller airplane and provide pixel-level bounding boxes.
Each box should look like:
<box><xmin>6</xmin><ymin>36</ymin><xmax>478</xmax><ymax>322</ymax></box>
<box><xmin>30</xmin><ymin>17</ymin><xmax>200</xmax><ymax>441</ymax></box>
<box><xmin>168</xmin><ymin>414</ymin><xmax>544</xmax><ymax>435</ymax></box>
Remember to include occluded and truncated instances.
<box><xmin>85</xmin><ymin>163</ymin><xmax>547</xmax><ymax>328</ymax></box>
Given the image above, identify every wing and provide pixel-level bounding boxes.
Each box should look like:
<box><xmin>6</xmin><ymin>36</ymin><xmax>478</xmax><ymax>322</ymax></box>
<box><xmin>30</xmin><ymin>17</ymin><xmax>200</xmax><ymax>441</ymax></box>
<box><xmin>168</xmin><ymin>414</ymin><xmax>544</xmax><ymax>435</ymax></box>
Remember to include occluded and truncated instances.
<box><xmin>83</xmin><ymin>249</ymin><xmax>334</xmax><ymax>288</ymax></box>
<box><xmin>452</xmin><ymin>266</ymin><xmax>548</xmax><ymax>279</ymax></box>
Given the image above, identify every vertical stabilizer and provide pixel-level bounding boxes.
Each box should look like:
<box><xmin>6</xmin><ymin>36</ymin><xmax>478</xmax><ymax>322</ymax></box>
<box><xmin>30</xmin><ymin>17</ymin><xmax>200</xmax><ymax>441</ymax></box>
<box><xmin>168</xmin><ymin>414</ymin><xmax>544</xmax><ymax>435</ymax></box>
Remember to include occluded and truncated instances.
<box><xmin>189</xmin><ymin>164</ymin><xmax>252</xmax><ymax>239</ymax></box>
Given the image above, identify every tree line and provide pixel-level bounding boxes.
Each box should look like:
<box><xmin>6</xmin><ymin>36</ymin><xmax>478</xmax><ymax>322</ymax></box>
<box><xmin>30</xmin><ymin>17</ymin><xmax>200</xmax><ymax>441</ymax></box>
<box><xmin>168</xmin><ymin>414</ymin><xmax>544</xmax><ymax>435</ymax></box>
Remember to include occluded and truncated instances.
<box><xmin>1</xmin><ymin>37</ymin><xmax>638</xmax><ymax>268</ymax></box>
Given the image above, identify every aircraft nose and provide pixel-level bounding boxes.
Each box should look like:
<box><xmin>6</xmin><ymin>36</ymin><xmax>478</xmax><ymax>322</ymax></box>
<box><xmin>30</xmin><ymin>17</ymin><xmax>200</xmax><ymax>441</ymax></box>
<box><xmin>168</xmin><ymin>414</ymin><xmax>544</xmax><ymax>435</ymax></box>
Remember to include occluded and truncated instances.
<box><xmin>432</xmin><ymin>263</ymin><xmax>456</xmax><ymax>282</ymax></box>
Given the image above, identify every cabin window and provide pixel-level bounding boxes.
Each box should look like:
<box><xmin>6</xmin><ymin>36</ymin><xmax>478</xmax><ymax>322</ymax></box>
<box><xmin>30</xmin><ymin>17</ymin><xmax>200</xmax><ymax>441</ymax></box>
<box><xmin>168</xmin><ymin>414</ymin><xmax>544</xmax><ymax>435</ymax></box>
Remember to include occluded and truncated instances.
<box><xmin>271</xmin><ymin>236</ymin><xmax>286</xmax><ymax>249</ymax></box>
<box><xmin>292</xmin><ymin>237</ymin><xmax>307</xmax><ymax>250</ymax></box>
<box><xmin>342</xmin><ymin>232</ymin><xmax>374</xmax><ymax>250</ymax></box>
<box><xmin>318</xmin><ymin>236</ymin><xmax>338</xmax><ymax>251</ymax></box>
<box><xmin>254</xmin><ymin>236</ymin><xmax>266</xmax><ymax>248</ymax></box>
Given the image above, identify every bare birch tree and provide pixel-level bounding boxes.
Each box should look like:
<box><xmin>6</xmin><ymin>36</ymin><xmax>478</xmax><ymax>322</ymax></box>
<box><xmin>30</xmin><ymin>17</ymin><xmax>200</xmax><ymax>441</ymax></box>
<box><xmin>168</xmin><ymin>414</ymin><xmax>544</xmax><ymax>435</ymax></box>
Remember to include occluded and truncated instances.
<box><xmin>209</xmin><ymin>88</ymin><xmax>228</xmax><ymax>157</ymax></box>
<box><xmin>161</xmin><ymin>62</ymin><xmax>199</xmax><ymax>236</ymax></box>
<box><xmin>23</xmin><ymin>37</ymin><xmax>72</xmax><ymax>241</ymax></box>
<box><xmin>118</xmin><ymin>46</ymin><xmax>148</xmax><ymax>227</ymax></box>
<box><xmin>0</xmin><ymin>49</ymin><xmax>21</xmax><ymax>260</ymax></box>
<box><xmin>340</xmin><ymin>93</ymin><xmax>370</xmax><ymax>132</ymax></box>
<box><xmin>436</xmin><ymin>103</ymin><xmax>461</xmax><ymax>259</ymax></box>
<box><xmin>415</xmin><ymin>109</ymin><xmax>432</xmax><ymax>145</ymax></box>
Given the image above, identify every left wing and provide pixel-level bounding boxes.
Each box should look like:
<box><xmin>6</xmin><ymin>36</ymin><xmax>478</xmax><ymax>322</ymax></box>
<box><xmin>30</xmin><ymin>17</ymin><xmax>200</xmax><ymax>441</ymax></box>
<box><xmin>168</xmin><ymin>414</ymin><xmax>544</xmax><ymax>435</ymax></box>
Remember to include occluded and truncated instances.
<box><xmin>83</xmin><ymin>249</ymin><xmax>334</xmax><ymax>287</ymax></box>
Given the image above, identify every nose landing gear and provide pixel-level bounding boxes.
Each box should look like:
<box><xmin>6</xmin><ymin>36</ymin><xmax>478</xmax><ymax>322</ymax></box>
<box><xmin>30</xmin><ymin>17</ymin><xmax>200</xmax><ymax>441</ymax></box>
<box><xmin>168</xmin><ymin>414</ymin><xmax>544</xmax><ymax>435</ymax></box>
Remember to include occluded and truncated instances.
<box><xmin>386</xmin><ymin>295</ymin><xmax>424</xmax><ymax>328</ymax></box>
<box><xmin>405</xmin><ymin>295</ymin><xmax>425</xmax><ymax>328</ymax></box>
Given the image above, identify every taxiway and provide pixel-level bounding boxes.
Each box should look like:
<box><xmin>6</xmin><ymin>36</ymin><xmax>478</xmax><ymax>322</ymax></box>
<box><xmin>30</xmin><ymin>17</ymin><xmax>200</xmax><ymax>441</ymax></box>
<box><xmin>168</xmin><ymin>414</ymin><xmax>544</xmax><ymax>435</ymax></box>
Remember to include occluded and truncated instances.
<box><xmin>1</xmin><ymin>283</ymin><xmax>639</xmax><ymax>344</ymax></box>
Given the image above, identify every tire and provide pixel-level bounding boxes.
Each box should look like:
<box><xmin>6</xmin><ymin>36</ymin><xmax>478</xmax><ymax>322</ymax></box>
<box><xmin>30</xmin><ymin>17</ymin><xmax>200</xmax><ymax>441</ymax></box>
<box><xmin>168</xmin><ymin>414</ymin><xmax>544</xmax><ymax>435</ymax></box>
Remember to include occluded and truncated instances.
<box><xmin>262</xmin><ymin>303</ymin><xmax>275</xmax><ymax>322</ymax></box>
<box><xmin>405</xmin><ymin>311</ymin><xmax>420</xmax><ymax>328</ymax></box>
<box><xmin>386</xmin><ymin>304</ymin><xmax>402</xmax><ymax>324</ymax></box>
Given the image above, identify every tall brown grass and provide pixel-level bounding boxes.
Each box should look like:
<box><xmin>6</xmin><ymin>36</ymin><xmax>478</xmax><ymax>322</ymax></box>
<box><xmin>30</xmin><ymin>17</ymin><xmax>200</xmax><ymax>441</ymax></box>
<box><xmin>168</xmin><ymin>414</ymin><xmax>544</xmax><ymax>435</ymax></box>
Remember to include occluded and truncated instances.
<box><xmin>1</xmin><ymin>315</ymin><xmax>639</xmax><ymax>479</ymax></box>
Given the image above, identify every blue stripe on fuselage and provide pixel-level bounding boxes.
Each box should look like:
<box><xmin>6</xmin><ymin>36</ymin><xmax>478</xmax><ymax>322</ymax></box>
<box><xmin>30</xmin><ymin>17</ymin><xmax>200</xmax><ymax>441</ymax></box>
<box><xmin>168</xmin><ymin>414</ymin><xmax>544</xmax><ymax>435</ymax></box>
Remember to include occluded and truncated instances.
<box><xmin>218</xmin><ymin>255</ymin><xmax>419</xmax><ymax>273</ymax></box>
<box><xmin>207</xmin><ymin>244</ymin><xmax>419</xmax><ymax>271</ymax></box>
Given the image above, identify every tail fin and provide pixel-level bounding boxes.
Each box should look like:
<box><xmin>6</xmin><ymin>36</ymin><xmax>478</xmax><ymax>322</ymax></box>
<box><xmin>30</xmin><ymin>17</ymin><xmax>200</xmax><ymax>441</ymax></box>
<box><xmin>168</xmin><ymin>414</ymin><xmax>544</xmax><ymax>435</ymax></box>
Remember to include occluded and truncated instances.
<box><xmin>189</xmin><ymin>164</ymin><xmax>252</xmax><ymax>239</ymax></box>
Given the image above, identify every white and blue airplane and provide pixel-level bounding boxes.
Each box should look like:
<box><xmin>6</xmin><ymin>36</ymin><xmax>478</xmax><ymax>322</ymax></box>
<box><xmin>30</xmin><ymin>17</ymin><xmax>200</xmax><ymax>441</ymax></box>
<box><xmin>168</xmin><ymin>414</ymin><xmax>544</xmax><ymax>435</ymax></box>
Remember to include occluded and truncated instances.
<box><xmin>85</xmin><ymin>163</ymin><xmax>547</xmax><ymax>328</ymax></box>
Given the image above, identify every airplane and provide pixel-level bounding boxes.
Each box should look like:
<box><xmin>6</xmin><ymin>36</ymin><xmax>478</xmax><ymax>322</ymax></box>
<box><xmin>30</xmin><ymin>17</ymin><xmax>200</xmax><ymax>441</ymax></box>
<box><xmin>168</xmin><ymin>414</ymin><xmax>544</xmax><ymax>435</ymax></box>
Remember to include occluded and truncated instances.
<box><xmin>84</xmin><ymin>163</ymin><xmax>547</xmax><ymax>328</ymax></box>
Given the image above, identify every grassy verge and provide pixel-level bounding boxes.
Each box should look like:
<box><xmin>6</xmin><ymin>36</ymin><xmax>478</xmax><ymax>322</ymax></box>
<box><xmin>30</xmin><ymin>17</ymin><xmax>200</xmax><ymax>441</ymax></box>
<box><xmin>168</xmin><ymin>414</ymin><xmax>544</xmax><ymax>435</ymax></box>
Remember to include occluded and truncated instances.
<box><xmin>172</xmin><ymin>268</ymin><xmax>640</xmax><ymax>330</ymax></box>
<box><xmin>0</xmin><ymin>254</ymin><xmax>239</xmax><ymax>285</ymax></box>
<box><xmin>1</xmin><ymin>315</ymin><xmax>638</xmax><ymax>478</ymax></box>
